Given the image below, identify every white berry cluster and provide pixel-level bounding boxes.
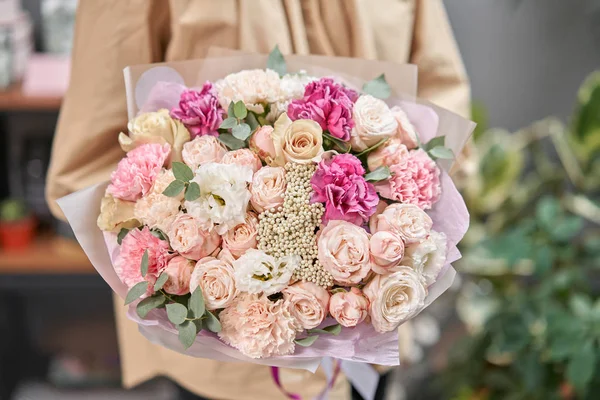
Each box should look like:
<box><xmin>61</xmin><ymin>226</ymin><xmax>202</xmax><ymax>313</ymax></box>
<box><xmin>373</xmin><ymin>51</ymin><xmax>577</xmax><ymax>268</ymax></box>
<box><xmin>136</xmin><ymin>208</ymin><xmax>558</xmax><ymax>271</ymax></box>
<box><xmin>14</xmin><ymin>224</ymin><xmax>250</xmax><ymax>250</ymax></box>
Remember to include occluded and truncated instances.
<box><xmin>257</xmin><ymin>163</ymin><xmax>334</xmax><ymax>287</ymax></box>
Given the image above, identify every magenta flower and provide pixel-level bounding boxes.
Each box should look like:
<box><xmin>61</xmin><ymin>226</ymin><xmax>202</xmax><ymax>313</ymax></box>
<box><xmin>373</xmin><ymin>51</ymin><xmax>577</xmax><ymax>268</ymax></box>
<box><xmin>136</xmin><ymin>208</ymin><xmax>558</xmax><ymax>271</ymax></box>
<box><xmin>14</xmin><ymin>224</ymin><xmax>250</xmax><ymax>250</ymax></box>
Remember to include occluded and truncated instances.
<box><xmin>170</xmin><ymin>82</ymin><xmax>225</xmax><ymax>137</ymax></box>
<box><xmin>288</xmin><ymin>78</ymin><xmax>358</xmax><ymax>141</ymax></box>
<box><xmin>311</xmin><ymin>154</ymin><xmax>379</xmax><ymax>226</ymax></box>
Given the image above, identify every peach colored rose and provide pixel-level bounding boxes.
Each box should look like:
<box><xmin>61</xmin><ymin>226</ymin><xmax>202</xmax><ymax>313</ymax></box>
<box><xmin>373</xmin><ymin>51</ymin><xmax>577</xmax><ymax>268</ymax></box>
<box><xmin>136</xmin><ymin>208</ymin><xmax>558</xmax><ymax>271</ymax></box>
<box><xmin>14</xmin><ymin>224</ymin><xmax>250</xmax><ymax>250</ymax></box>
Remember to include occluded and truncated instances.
<box><xmin>329</xmin><ymin>287</ymin><xmax>369</xmax><ymax>327</ymax></box>
<box><xmin>271</xmin><ymin>113</ymin><xmax>324</xmax><ymax>166</ymax></box>
<box><xmin>97</xmin><ymin>194</ymin><xmax>139</xmax><ymax>232</ymax></box>
<box><xmin>217</xmin><ymin>248</ymin><xmax>236</xmax><ymax>265</ymax></box>
<box><xmin>250</xmin><ymin>166</ymin><xmax>286</xmax><ymax>213</ymax></box>
<box><xmin>162</xmin><ymin>256</ymin><xmax>194</xmax><ymax>295</ymax></box>
<box><xmin>350</xmin><ymin>95</ymin><xmax>398</xmax><ymax>151</ymax></box>
<box><xmin>317</xmin><ymin>220</ymin><xmax>371</xmax><ymax>286</ymax></box>
<box><xmin>190</xmin><ymin>257</ymin><xmax>238</xmax><ymax>310</ymax></box>
<box><xmin>371</xmin><ymin>203</ymin><xmax>432</xmax><ymax>244</ymax></box>
<box><xmin>391</xmin><ymin>105</ymin><xmax>418</xmax><ymax>149</ymax></box>
<box><xmin>369</xmin><ymin>231</ymin><xmax>405</xmax><ymax>274</ymax></box>
<box><xmin>282</xmin><ymin>281</ymin><xmax>330</xmax><ymax>330</ymax></box>
<box><xmin>249</xmin><ymin>125</ymin><xmax>277</xmax><ymax>165</ymax></box>
<box><xmin>221</xmin><ymin>149</ymin><xmax>262</xmax><ymax>173</ymax></box>
<box><xmin>222</xmin><ymin>212</ymin><xmax>258</xmax><ymax>258</ymax></box>
<box><xmin>168</xmin><ymin>213</ymin><xmax>221</xmax><ymax>260</ymax></box>
<box><xmin>181</xmin><ymin>135</ymin><xmax>227</xmax><ymax>170</ymax></box>
<box><xmin>367</xmin><ymin>138</ymin><xmax>410</xmax><ymax>171</ymax></box>
<box><xmin>368</xmin><ymin>199</ymin><xmax>389</xmax><ymax>233</ymax></box>
<box><xmin>133</xmin><ymin>192</ymin><xmax>181</xmax><ymax>233</ymax></box>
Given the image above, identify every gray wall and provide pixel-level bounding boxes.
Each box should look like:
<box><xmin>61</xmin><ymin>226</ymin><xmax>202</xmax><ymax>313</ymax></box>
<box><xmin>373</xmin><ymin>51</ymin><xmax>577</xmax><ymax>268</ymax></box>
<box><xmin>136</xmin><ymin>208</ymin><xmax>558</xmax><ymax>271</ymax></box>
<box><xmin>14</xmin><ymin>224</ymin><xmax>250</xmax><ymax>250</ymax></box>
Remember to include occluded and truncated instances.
<box><xmin>445</xmin><ymin>0</ymin><xmax>600</xmax><ymax>131</ymax></box>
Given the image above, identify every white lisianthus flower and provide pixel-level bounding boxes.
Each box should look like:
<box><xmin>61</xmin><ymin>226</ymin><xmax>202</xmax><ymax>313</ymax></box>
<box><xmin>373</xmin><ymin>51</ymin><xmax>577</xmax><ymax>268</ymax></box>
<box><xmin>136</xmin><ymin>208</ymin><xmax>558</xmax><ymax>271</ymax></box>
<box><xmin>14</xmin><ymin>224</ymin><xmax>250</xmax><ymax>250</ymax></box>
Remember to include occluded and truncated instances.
<box><xmin>215</xmin><ymin>69</ymin><xmax>281</xmax><ymax>114</ymax></box>
<box><xmin>233</xmin><ymin>249</ymin><xmax>299</xmax><ymax>295</ymax></box>
<box><xmin>403</xmin><ymin>230</ymin><xmax>448</xmax><ymax>286</ymax></box>
<box><xmin>184</xmin><ymin>163</ymin><xmax>253</xmax><ymax>235</ymax></box>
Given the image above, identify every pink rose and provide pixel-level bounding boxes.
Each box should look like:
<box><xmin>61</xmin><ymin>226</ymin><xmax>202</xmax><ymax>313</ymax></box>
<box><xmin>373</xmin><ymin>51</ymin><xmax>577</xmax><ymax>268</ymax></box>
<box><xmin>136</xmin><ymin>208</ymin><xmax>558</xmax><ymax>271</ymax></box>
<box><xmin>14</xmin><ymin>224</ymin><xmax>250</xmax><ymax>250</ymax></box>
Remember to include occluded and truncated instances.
<box><xmin>162</xmin><ymin>256</ymin><xmax>194</xmax><ymax>295</ymax></box>
<box><xmin>217</xmin><ymin>247</ymin><xmax>236</xmax><ymax>265</ymax></box>
<box><xmin>368</xmin><ymin>199</ymin><xmax>389</xmax><ymax>233</ymax></box>
<box><xmin>107</xmin><ymin>143</ymin><xmax>171</xmax><ymax>201</ymax></box>
<box><xmin>190</xmin><ymin>257</ymin><xmax>238</xmax><ymax>310</ymax></box>
<box><xmin>250</xmin><ymin>166</ymin><xmax>286</xmax><ymax>213</ymax></box>
<box><xmin>367</xmin><ymin>139</ymin><xmax>409</xmax><ymax>171</ymax></box>
<box><xmin>282</xmin><ymin>281</ymin><xmax>330</xmax><ymax>330</ymax></box>
<box><xmin>317</xmin><ymin>220</ymin><xmax>371</xmax><ymax>286</ymax></box>
<box><xmin>182</xmin><ymin>135</ymin><xmax>227</xmax><ymax>170</ymax></box>
<box><xmin>329</xmin><ymin>288</ymin><xmax>369</xmax><ymax>327</ymax></box>
<box><xmin>375</xmin><ymin>149</ymin><xmax>441</xmax><ymax>210</ymax></box>
<box><xmin>167</xmin><ymin>213</ymin><xmax>221</xmax><ymax>260</ymax></box>
<box><xmin>391</xmin><ymin>106</ymin><xmax>419</xmax><ymax>149</ymax></box>
<box><xmin>288</xmin><ymin>78</ymin><xmax>358</xmax><ymax>141</ymax></box>
<box><xmin>222</xmin><ymin>212</ymin><xmax>258</xmax><ymax>258</ymax></box>
<box><xmin>369</xmin><ymin>231</ymin><xmax>405</xmax><ymax>274</ymax></box>
<box><xmin>311</xmin><ymin>154</ymin><xmax>379</xmax><ymax>225</ymax></box>
<box><xmin>221</xmin><ymin>149</ymin><xmax>263</xmax><ymax>173</ymax></box>
<box><xmin>371</xmin><ymin>203</ymin><xmax>432</xmax><ymax>244</ymax></box>
<box><xmin>170</xmin><ymin>83</ymin><xmax>225</xmax><ymax>137</ymax></box>
<box><xmin>115</xmin><ymin>226</ymin><xmax>172</xmax><ymax>291</ymax></box>
<box><xmin>249</xmin><ymin>125</ymin><xmax>277</xmax><ymax>164</ymax></box>
<box><xmin>218</xmin><ymin>294</ymin><xmax>297</xmax><ymax>358</ymax></box>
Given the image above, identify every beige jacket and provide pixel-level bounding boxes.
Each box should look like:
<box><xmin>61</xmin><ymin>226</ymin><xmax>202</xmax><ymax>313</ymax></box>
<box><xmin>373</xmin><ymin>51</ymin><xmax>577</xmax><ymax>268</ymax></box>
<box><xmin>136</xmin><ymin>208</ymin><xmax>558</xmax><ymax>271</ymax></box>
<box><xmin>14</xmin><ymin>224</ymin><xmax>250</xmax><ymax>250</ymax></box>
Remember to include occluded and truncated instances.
<box><xmin>46</xmin><ymin>1</ymin><xmax>469</xmax><ymax>399</ymax></box>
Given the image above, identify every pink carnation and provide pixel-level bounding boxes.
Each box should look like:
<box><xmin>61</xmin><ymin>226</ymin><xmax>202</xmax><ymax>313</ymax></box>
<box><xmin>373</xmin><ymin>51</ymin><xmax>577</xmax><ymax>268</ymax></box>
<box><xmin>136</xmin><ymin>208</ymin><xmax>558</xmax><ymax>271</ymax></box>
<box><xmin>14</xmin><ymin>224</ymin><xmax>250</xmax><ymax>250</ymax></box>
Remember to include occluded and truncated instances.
<box><xmin>115</xmin><ymin>226</ymin><xmax>172</xmax><ymax>291</ymax></box>
<box><xmin>375</xmin><ymin>149</ymin><xmax>441</xmax><ymax>210</ymax></box>
<box><xmin>311</xmin><ymin>154</ymin><xmax>379</xmax><ymax>225</ymax></box>
<box><xmin>288</xmin><ymin>78</ymin><xmax>357</xmax><ymax>141</ymax></box>
<box><xmin>107</xmin><ymin>143</ymin><xmax>171</xmax><ymax>201</ymax></box>
<box><xmin>170</xmin><ymin>83</ymin><xmax>225</xmax><ymax>137</ymax></box>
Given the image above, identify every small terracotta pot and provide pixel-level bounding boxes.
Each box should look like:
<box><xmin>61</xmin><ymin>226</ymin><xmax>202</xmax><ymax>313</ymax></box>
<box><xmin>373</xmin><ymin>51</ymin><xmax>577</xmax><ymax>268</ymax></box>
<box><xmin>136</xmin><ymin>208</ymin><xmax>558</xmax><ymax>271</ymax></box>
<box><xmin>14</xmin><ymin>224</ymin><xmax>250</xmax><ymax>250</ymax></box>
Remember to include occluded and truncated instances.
<box><xmin>0</xmin><ymin>215</ymin><xmax>36</xmax><ymax>251</ymax></box>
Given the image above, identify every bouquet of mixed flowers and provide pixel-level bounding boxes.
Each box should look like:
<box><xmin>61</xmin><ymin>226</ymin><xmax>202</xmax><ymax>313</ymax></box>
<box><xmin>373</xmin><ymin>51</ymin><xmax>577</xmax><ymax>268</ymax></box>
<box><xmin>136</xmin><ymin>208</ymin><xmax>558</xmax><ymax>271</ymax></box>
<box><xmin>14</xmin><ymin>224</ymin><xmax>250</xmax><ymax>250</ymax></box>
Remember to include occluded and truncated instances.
<box><xmin>59</xmin><ymin>48</ymin><xmax>473</xmax><ymax>376</ymax></box>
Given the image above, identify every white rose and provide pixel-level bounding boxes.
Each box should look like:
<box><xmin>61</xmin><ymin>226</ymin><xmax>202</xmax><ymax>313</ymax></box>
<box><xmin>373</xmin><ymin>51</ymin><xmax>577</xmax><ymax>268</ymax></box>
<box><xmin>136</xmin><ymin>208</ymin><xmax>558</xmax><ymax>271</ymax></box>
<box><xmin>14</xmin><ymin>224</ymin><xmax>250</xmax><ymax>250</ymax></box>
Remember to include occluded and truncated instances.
<box><xmin>403</xmin><ymin>231</ymin><xmax>447</xmax><ymax>286</ymax></box>
<box><xmin>133</xmin><ymin>192</ymin><xmax>181</xmax><ymax>233</ymax></box>
<box><xmin>371</xmin><ymin>203</ymin><xmax>432</xmax><ymax>244</ymax></box>
<box><xmin>190</xmin><ymin>257</ymin><xmax>238</xmax><ymax>310</ymax></box>
<box><xmin>363</xmin><ymin>267</ymin><xmax>427</xmax><ymax>333</ymax></box>
<box><xmin>233</xmin><ymin>249</ymin><xmax>299</xmax><ymax>295</ymax></box>
<box><xmin>350</xmin><ymin>95</ymin><xmax>398</xmax><ymax>151</ymax></box>
<box><xmin>250</xmin><ymin>166</ymin><xmax>286</xmax><ymax>213</ymax></box>
<box><xmin>181</xmin><ymin>135</ymin><xmax>227</xmax><ymax>170</ymax></box>
<box><xmin>215</xmin><ymin>69</ymin><xmax>281</xmax><ymax>114</ymax></box>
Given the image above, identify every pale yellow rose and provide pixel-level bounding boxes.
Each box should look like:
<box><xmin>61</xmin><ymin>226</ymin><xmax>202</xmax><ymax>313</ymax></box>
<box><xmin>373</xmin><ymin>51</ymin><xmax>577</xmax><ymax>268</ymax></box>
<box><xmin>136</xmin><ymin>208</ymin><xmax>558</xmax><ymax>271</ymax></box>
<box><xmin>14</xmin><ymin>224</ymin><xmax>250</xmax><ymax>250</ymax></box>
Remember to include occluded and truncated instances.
<box><xmin>97</xmin><ymin>194</ymin><xmax>139</xmax><ymax>232</ymax></box>
<box><xmin>271</xmin><ymin>113</ymin><xmax>324</xmax><ymax>166</ymax></box>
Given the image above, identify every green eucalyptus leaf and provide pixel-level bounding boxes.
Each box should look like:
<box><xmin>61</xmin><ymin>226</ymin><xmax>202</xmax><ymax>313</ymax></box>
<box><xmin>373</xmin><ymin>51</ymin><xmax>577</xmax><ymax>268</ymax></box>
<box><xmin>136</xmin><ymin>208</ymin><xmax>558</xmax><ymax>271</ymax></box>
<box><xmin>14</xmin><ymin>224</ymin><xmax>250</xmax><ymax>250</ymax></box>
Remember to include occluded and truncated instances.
<box><xmin>220</xmin><ymin>117</ymin><xmax>238</xmax><ymax>129</ymax></box>
<box><xmin>162</xmin><ymin>180</ymin><xmax>185</xmax><ymax>197</ymax></box>
<box><xmin>569</xmin><ymin>295</ymin><xmax>593</xmax><ymax>319</ymax></box>
<box><xmin>185</xmin><ymin>182</ymin><xmax>201</xmax><ymax>201</ymax></box>
<box><xmin>267</xmin><ymin>44</ymin><xmax>287</xmax><ymax>76</ymax></box>
<box><xmin>233</xmin><ymin>101</ymin><xmax>248</xmax><ymax>119</ymax></box>
<box><xmin>124</xmin><ymin>281</ymin><xmax>149</xmax><ymax>305</ymax></box>
<box><xmin>364</xmin><ymin>166</ymin><xmax>391</xmax><ymax>182</ymax></box>
<box><xmin>178</xmin><ymin>320</ymin><xmax>197</xmax><ymax>350</ymax></box>
<box><xmin>567</xmin><ymin>340</ymin><xmax>596</xmax><ymax>393</ymax></box>
<box><xmin>294</xmin><ymin>335</ymin><xmax>319</xmax><ymax>347</ymax></box>
<box><xmin>193</xmin><ymin>319</ymin><xmax>204</xmax><ymax>332</ymax></box>
<box><xmin>166</xmin><ymin>303</ymin><xmax>188</xmax><ymax>325</ymax></box>
<box><xmin>232</xmin><ymin>123</ymin><xmax>252</xmax><ymax>141</ymax></box>
<box><xmin>429</xmin><ymin>146</ymin><xmax>455</xmax><ymax>160</ymax></box>
<box><xmin>227</xmin><ymin>101</ymin><xmax>235</xmax><ymax>118</ymax></box>
<box><xmin>188</xmin><ymin>287</ymin><xmax>206</xmax><ymax>319</ymax></box>
<box><xmin>150</xmin><ymin>228</ymin><xmax>167</xmax><ymax>241</ymax></box>
<box><xmin>136</xmin><ymin>294</ymin><xmax>165</xmax><ymax>319</ymax></box>
<box><xmin>308</xmin><ymin>323</ymin><xmax>342</xmax><ymax>336</ymax></box>
<box><xmin>362</xmin><ymin>74</ymin><xmax>391</xmax><ymax>99</ymax></box>
<box><xmin>551</xmin><ymin>216</ymin><xmax>584</xmax><ymax>242</ymax></box>
<box><xmin>172</xmin><ymin>162</ymin><xmax>194</xmax><ymax>182</ymax></box>
<box><xmin>204</xmin><ymin>310</ymin><xmax>222</xmax><ymax>333</ymax></box>
<box><xmin>218</xmin><ymin>133</ymin><xmax>246</xmax><ymax>150</ymax></box>
<box><xmin>117</xmin><ymin>228</ymin><xmax>130</xmax><ymax>245</ymax></box>
<box><xmin>246</xmin><ymin>112</ymin><xmax>259</xmax><ymax>131</ymax></box>
<box><xmin>154</xmin><ymin>272</ymin><xmax>169</xmax><ymax>291</ymax></box>
<box><xmin>424</xmin><ymin>136</ymin><xmax>446</xmax><ymax>151</ymax></box>
<box><xmin>322</xmin><ymin>133</ymin><xmax>350</xmax><ymax>153</ymax></box>
<box><xmin>536</xmin><ymin>196</ymin><xmax>560</xmax><ymax>229</ymax></box>
<box><xmin>140</xmin><ymin>249</ymin><xmax>149</xmax><ymax>277</ymax></box>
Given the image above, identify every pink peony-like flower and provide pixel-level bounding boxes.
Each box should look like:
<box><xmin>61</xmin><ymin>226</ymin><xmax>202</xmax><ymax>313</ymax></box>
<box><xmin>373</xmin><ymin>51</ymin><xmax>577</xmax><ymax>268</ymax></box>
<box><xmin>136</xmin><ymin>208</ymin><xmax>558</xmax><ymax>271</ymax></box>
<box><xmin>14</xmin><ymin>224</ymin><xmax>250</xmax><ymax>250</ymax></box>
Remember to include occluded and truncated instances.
<box><xmin>311</xmin><ymin>154</ymin><xmax>379</xmax><ymax>225</ymax></box>
<box><xmin>282</xmin><ymin>281</ymin><xmax>330</xmax><ymax>330</ymax></box>
<box><xmin>250</xmin><ymin>166</ymin><xmax>286</xmax><ymax>213</ymax></box>
<box><xmin>190</xmin><ymin>257</ymin><xmax>238</xmax><ymax>310</ymax></box>
<box><xmin>222</xmin><ymin>212</ymin><xmax>259</xmax><ymax>258</ymax></box>
<box><xmin>162</xmin><ymin>256</ymin><xmax>194</xmax><ymax>295</ymax></box>
<box><xmin>367</xmin><ymin>139</ymin><xmax>410</xmax><ymax>171</ymax></box>
<box><xmin>107</xmin><ymin>143</ymin><xmax>171</xmax><ymax>201</ymax></box>
<box><xmin>369</xmin><ymin>231</ymin><xmax>405</xmax><ymax>274</ymax></box>
<box><xmin>371</xmin><ymin>203</ymin><xmax>432</xmax><ymax>244</ymax></box>
<box><xmin>115</xmin><ymin>226</ymin><xmax>172</xmax><ymax>291</ymax></box>
<box><xmin>167</xmin><ymin>213</ymin><xmax>221</xmax><ymax>260</ymax></box>
<box><xmin>287</xmin><ymin>78</ymin><xmax>358</xmax><ymax>141</ymax></box>
<box><xmin>329</xmin><ymin>287</ymin><xmax>369</xmax><ymax>327</ymax></box>
<box><xmin>218</xmin><ymin>294</ymin><xmax>297</xmax><ymax>359</ymax></box>
<box><xmin>221</xmin><ymin>149</ymin><xmax>263</xmax><ymax>173</ymax></box>
<box><xmin>170</xmin><ymin>83</ymin><xmax>225</xmax><ymax>138</ymax></box>
<box><xmin>182</xmin><ymin>135</ymin><xmax>227</xmax><ymax>170</ymax></box>
<box><xmin>375</xmin><ymin>149</ymin><xmax>441</xmax><ymax>210</ymax></box>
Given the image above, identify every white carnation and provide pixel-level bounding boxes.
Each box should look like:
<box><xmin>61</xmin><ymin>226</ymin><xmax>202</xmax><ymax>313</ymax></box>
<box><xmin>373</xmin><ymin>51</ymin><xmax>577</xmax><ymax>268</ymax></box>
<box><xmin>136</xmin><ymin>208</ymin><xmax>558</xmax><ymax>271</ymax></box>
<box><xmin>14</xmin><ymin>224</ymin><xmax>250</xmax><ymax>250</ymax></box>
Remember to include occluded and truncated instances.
<box><xmin>215</xmin><ymin>69</ymin><xmax>281</xmax><ymax>114</ymax></box>
<box><xmin>403</xmin><ymin>230</ymin><xmax>448</xmax><ymax>286</ymax></box>
<box><xmin>233</xmin><ymin>249</ymin><xmax>299</xmax><ymax>295</ymax></box>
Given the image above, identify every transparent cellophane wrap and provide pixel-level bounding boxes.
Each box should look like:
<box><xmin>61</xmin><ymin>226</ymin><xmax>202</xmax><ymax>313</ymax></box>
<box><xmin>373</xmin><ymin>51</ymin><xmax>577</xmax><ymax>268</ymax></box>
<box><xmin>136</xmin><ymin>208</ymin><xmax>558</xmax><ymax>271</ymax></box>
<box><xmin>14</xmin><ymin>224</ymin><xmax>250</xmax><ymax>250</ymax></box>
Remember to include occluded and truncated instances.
<box><xmin>58</xmin><ymin>48</ymin><xmax>475</xmax><ymax>373</ymax></box>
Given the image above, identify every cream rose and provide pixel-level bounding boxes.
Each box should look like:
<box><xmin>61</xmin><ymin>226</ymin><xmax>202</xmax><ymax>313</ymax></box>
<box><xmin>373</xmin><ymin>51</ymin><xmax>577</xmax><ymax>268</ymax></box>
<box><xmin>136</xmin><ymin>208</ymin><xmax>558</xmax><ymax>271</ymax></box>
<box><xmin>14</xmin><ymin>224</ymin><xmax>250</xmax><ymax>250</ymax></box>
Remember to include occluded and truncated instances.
<box><xmin>329</xmin><ymin>287</ymin><xmax>369</xmax><ymax>327</ymax></box>
<box><xmin>250</xmin><ymin>166</ymin><xmax>286</xmax><ymax>213</ymax></box>
<box><xmin>391</xmin><ymin>105</ymin><xmax>419</xmax><ymax>149</ymax></box>
<box><xmin>369</xmin><ymin>231</ymin><xmax>405</xmax><ymax>274</ymax></box>
<box><xmin>222</xmin><ymin>212</ymin><xmax>259</xmax><ymax>258</ymax></box>
<box><xmin>162</xmin><ymin>256</ymin><xmax>194</xmax><ymax>295</ymax></box>
<box><xmin>371</xmin><ymin>203</ymin><xmax>432</xmax><ymax>244</ymax></box>
<box><xmin>168</xmin><ymin>213</ymin><xmax>221</xmax><ymax>260</ymax></box>
<box><xmin>282</xmin><ymin>281</ymin><xmax>330</xmax><ymax>330</ymax></box>
<box><xmin>133</xmin><ymin>192</ymin><xmax>181</xmax><ymax>233</ymax></box>
<box><xmin>317</xmin><ymin>220</ymin><xmax>371</xmax><ymax>286</ymax></box>
<box><xmin>350</xmin><ymin>95</ymin><xmax>398</xmax><ymax>151</ymax></box>
<box><xmin>181</xmin><ymin>135</ymin><xmax>227</xmax><ymax>170</ymax></box>
<box><xmin>97</xmin><ymin>194</ymin><xmax>139</xmax><ymax>232</ymax></box>
<box><xmin>190</xmin><ymin>257</ymin><xmax>238</xmax><ymax>310</ymax></box>
<box><xmin>363</xmin><ymin>267</ymin><xmax>427</xmax><ymax>333</ymax></box>
<box><xmin>403</xmin><ymin>230</ymin><xmax>447</xmax><ymax>286</ymax></box>
<box><xmin>367</xmin><ymin>138</ymin><xmax>410</xmax><ymax>171</ymax></box>
<box><xmin>271</xmin><ymin>113</ymin><xmax>324</xmax><ymax>166</ymax></box>
<box><xmin>119</xmin><ymin>109</ymin><xmax>190</xmax><ymax>164</ymax></box>
<box><xmin>221</xmin><ymin>149</ymin><xmax>263</xmax><ymax>173</ymax></box>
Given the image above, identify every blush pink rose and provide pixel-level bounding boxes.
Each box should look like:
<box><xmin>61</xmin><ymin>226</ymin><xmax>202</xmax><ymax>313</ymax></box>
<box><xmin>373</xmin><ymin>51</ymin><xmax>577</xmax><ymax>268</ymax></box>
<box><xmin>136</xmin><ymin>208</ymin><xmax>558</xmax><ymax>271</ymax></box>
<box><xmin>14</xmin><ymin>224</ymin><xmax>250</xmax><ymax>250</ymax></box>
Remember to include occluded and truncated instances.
<box><xmin>282</xmin><ymin>281</ymin><xmax>330</xmax><ymax>330</ymax></box>
<box><xmin>371</xmin><ymin>203</ymin><xmax>432</xmax><ymax>244</ymax></box>
<box><xmin>249</xmin><ymin>125</ymin><xmax>277</xmax><ymax>164</ymax></box>
<box><xmin>170</xmin><ymin>83</ymin><xmax>225</xmax><ymax>137</ymax></box>
<box><xmin>369</xmin><ymin>231</ymin><xmax>405</xmax><ymax>274</ymax></box>
<box><xmin>367</xmin><ymin>139</ymin><xmax>410</xmax><ymax>171</ymax></box>
<box><xmin>107</xmin><ymin>143</ymin><xmax>171</xmax><ymax>201</ymax></box>
<box><xmin>167</xmin><ymin>213</ymin><xmax>221</xmax><ymax>260</ymax></box>
<box><xmin>115</xmin><ymin>226</ymin><xmax>172</xmax><ymax>291</ymax></box>
<box><xmin>221</xmin><ymin>149</ymin><xmax>263</xmax><ymax>173</ymax></box>
<box><xmin>162</xmin><ymin>256</ymin><xmax>194</xmax><ymax>295</ymax></box>
<box><xmin>181</xmin><ymin>135</ymin><xmax>227</xmax><ymax>170</ymax></box>
<box><xmin>222</xmin><ymin>212</ymin><xmax>259</xmax><ymax>258</ymax></box>
<box><xmin>190</xmin><ymin>257</ymin><xmax>238</xmax><ymax>310</ymax></box>
<box><xmin>391</xmin><ymin>106</ymin><xmax>419</xmax><ymax>149</ymax></box>
<box><xmin>329</xmin><ymin>287</ymin><xmax>369</xmax><ymax>327</ymax></box>
<box><xmin>250</xmin><ymin>166</ymin><xmax>286</xmax><ymax>213</ymax></box>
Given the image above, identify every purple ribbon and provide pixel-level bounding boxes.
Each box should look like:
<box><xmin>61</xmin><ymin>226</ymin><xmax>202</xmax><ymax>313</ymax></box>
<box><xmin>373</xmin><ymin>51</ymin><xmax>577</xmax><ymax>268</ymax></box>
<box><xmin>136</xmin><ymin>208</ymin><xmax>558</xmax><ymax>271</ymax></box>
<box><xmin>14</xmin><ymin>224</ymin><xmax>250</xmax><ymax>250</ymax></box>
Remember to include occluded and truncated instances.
<box><xmin>271</xmin><ymin>359</ymin><xmax>342</xmax><ymax>400</ymax></box>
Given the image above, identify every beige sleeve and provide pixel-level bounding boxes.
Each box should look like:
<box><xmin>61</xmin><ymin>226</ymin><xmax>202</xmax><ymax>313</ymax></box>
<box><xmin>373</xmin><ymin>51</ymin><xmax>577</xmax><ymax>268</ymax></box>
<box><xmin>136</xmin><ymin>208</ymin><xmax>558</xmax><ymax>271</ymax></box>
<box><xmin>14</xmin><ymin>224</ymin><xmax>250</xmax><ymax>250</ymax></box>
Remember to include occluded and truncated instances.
<box><xmin>46</xmin><ymin>0</ymin><xmax>170</xmax><ymax>220</ymax></box>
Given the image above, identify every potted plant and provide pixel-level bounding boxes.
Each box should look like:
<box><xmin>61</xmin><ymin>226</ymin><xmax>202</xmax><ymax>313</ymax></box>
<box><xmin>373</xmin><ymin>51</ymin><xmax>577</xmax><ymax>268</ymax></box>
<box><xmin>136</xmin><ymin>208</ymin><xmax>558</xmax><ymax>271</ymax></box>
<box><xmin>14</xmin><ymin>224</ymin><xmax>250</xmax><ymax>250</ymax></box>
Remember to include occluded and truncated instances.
<box><xmin>0</xmin><ymin>198</ymin><xmax>36</xmax><ymax>251</ymax></box>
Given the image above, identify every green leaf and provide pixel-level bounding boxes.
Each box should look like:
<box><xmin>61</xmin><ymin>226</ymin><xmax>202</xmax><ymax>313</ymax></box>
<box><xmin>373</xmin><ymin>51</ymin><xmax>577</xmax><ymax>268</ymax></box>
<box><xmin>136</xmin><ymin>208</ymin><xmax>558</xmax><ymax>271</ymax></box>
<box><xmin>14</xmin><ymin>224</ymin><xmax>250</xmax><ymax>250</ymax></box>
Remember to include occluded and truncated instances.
<box><xmin>551</xmin><ymin>216</ymin><xmax>584</xmax><ymax>242</ymax></box>
<box><xmin>232</xmin><ymin>123</ymin><xmax>252</xmax><ymax>140</ymax></box>
<box><xmin>227</xmin><ymin>101</ymin><xmax>235</xmax><ymax>118</ymax></box>
<box><xmin>322</xmin><ymin>132</ymin><xmax>350</xmax><ymax>153</ymax></box>
<box><xmin>219</xmin><ymin>117</ymin><xmax>238</xmax><ymax>129</ymax></box>
<box><xmin>172</xmin><ymin>162</ymin><xmax>194</xmax><ymax>182</ymax></box>
<box><xmin>246</xmin><ymin>112</ymin><xmax>259</xmax><ymax>131</ymax></box>
<box><xmin>567</xmin><ymin>340</ymin><xmax>596</xmax><ymax>393</ymax></box>
<box><xmin>124</xmin><ymin>281</ymin><xmax>149</xmax><ymax>305</ymax></box>
<box><xmin>362</xmin><ymin>74</ymin><xmax>391</xmax><ymax>99</ymax></box>
<box><xmin>364</xmin><ymin>166</ymin><xmax>391</xmax><ymax>182</ymax></box>
<box><xmin>136</xmin><ymin>294</ymin><xmax>165</xmax><ymax>319</ymax></box>
<box><xmin>177</xmin><ymin>320</ymin><xmax>197</xmax><ymax>350</ymax></box>
<box><xmin>354</xmin><ymin>138</ymin><xmax>389</xmax><ymax>157</ymax></box>
<box><xmin>233</xmin><ymin>100</ymin><xmax>248</xmax><ymax>119</ymax></box>
<box><xmin>140</xmin><ymin>249</ymin><xmax>149</xmax><ymax>277</ymax></box>
<box><xmin>154</xmin><ymin>272</ymin><xmax>169</xmax><ymax>291</ymax></box>
<box><xmin>166</xmin><ymin>303</ymin><xmax>188</xmax><ymax>325</ymax></box>
<box><xmin>424</xmin><ymin>136</ymin><xmax>446</xmax><ymax>151</ymax></box>
<box><xmin>534</xmin><ymin>245</ymin><xmax>554</xmax><ymax>275</ymax></box>
<box><xmin>150</xmin><ymin>228</ymin><xmax>167</xmax><ymax>241</ymax></box>
<box><xmin>515</xmin><ymin>351</ymin><xmax>543</xmax><ymax>392</ymax></box>
<box><xmin>294</xmin><ymin>335</ymin><xmax>319</xmax><ymax>347</ymax></box>
<box><xmin>117</xmin><ymin>228</ymin><xmax>130</xmax><ymax>245</ymax></box>
<box><xmin>570</xmin><ymin>295</ymin><xmax>593</xmax><ymax>319</ymax></box>
<box><xmin>549</xmin><ymin>334</ymin><xmax>576</xmax><ymax>361</ymax></box>
<box><xmin>308</xmin><ymin>323</ymin><xmax>342</xmax><ymax>336</ymax></box>
<box><xmin>188</xmin><ymin>287</ymin><xmax>205</xmax><ymax>319</ymax></box>
<box><xmin>184</xmin><ymin>182</ymin><xmax>201</xmax><ymax>201</ymax></box>
<box><xmin>536</xmin><ymin>196</ymin><xmax>560</xmax><ymax>229</ymax></box>
<box><xmin>429</xmin><ymin>146</ymin><xmax>455</xmax><ymax>160</ymax></box>
<box><xmin>193</xmin><ymin>318</ymin><xmax>204</xmax><ymax>332</ymax></box>
<box><xmin>204</xmin><ymin>310</ymin><xmax>222</xmax><ymax>333</ymax></box>
<box><xmin>162</xmin><ymin>180</ymin><xmax>185</xmax><ymax>197</ymax></box>
<box><xmin>267</xmin><ymin>44</ymin><xmax>287</xmax><ymax>76</ymax></box>
<box><xmin>218</xmin><ymin>133</ymin><xmax>246</xmax><ymax>150</ymax></box>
